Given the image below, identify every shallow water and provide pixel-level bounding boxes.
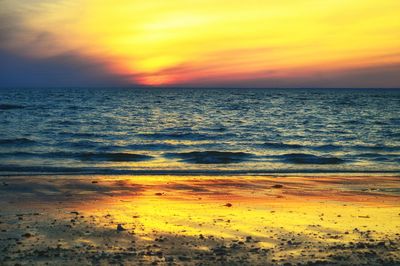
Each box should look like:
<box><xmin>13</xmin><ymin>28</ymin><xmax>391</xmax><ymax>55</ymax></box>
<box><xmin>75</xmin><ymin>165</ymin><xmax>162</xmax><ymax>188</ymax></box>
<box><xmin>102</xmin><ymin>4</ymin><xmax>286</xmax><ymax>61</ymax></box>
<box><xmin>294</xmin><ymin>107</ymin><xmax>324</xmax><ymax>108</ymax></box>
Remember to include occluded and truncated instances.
<box><xmin>0</xmin><ymin>88</ymin><xmax>399</xmax><ymax>175</ymax></box>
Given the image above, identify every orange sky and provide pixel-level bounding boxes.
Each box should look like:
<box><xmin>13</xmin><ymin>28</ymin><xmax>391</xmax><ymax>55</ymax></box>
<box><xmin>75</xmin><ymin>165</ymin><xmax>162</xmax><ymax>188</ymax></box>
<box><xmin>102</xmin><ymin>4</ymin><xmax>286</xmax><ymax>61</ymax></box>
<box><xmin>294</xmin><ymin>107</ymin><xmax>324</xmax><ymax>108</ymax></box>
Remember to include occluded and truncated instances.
<box><xmin>1</xmin><ymin>0</ymin><xmax>400</xmax><ymax>87</ymax></box>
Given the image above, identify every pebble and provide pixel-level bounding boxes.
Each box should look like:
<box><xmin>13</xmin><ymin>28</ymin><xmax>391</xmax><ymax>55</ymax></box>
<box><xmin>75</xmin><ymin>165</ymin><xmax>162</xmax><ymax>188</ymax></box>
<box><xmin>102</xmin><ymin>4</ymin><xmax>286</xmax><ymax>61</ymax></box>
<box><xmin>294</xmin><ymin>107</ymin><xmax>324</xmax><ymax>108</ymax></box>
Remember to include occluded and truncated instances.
<box><xmin>117</xmin><ymin>224</ymin><xmax>126</xmax><ymax>232</ymax></box>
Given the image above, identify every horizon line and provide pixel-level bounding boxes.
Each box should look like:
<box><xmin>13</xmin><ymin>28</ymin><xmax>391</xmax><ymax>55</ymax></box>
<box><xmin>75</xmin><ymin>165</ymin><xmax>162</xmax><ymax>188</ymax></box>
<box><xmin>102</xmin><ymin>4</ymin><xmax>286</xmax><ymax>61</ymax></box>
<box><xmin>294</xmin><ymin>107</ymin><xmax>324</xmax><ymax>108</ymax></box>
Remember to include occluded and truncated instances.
<box><xmin>1</xmin><ymin>86</ymin><xmax>400</xmax><ymax>90</ymax></box>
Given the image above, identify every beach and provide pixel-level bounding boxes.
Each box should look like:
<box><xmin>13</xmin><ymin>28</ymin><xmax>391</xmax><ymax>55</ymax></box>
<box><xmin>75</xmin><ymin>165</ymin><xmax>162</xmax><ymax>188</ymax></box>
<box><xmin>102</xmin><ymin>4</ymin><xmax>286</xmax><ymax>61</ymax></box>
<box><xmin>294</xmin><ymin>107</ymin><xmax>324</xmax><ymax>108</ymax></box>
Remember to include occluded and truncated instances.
<box><xmin>1</xmin><ymin>174</ymin><xmax>399</xmax><ymax>265</ymax></box>
<box><xmin>2</xmin><ymin>1</ymin><xmax>400</xmax><ymax>265</ymax></box>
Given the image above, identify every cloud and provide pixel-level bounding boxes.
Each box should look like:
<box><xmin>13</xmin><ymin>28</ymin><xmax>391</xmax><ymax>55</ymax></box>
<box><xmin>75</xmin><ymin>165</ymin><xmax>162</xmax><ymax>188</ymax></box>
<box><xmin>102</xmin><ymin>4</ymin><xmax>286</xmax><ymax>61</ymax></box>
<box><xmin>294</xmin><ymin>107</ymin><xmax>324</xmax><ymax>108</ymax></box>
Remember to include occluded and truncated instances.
<box><xmin>0</xmin><ymin>50</ymin><xmax>134</xmax><ymax>87</ymax></box>
<box><xmin>0</xmin><ymin>1</ymin><xmax>136</xmax><ymax>87</ymax></box>
<box><xmin>298</xmin><ymin>64</ymin><xmax>400</xmax><ymax>88</ymax></box>
<box><xmin>177</xmin><ymin>63</ymin><xmax>400</xmax><ymax>88</ymax></box>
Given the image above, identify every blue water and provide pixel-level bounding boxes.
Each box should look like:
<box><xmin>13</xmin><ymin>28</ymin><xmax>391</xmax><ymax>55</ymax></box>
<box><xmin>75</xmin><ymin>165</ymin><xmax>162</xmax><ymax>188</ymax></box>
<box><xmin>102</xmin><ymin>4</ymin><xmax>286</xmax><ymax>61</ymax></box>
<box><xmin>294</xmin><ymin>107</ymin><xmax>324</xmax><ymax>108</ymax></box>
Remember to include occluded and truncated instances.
<box><xmin>0</xmin><ymin>88</ymin><xmax>399</xmax><ymax>175</ymax></box>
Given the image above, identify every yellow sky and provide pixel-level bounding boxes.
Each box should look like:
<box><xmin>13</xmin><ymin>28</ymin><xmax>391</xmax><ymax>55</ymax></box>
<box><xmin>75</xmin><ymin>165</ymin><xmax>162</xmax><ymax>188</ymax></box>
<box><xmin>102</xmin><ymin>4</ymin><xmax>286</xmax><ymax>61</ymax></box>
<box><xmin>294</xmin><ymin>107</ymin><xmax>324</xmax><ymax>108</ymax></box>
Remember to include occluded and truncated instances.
<box><xmin>2</xmin><ymin>0</ymin><xmax>400</xmax><ymax>86</ymax></box>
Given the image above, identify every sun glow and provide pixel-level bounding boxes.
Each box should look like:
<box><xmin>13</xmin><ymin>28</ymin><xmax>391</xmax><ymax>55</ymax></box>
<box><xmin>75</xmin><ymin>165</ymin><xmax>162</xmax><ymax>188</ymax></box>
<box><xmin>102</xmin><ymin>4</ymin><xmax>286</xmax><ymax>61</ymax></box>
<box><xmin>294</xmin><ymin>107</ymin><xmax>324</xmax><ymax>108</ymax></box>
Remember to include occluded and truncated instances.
<box><xmin>2</xmin><ymin>0</ymin><xmax>400</xmax><ymax>86</ymax></box>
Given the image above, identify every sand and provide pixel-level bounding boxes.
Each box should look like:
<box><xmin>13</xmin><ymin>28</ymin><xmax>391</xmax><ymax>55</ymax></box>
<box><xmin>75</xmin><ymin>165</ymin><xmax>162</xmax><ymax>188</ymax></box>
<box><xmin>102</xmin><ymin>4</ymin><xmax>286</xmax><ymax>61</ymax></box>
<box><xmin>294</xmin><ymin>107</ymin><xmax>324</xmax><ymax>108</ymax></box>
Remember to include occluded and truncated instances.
<box><xmin>0</xmin><ymin>174</ymin><xmax>399</xmax><ymax>265</ymax></box>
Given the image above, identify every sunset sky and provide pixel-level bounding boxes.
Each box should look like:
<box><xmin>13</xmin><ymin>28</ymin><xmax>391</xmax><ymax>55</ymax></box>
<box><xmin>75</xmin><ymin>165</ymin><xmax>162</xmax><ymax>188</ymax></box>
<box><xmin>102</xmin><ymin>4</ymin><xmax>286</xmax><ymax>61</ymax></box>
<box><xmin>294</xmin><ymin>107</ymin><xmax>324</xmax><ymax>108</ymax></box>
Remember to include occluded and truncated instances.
<box><xmin>1</xmin><ymin>0</ymin><xmax>399</xmax><ymax>87</ymax></box>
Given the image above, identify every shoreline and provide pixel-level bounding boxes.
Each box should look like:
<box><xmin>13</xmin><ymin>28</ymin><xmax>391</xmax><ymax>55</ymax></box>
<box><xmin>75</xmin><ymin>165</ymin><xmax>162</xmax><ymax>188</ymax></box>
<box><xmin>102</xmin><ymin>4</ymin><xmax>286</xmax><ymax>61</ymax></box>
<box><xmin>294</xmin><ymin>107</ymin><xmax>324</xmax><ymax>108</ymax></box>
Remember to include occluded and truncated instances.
<box><xmin>1</xmin><ymin>171</ymin><xmax>400</xmax><ymax>177</ymax></box>
<box><xmin>1</xmin><ymin>174</ymin><xmax>399</xmax><ymax>265</ymax></box>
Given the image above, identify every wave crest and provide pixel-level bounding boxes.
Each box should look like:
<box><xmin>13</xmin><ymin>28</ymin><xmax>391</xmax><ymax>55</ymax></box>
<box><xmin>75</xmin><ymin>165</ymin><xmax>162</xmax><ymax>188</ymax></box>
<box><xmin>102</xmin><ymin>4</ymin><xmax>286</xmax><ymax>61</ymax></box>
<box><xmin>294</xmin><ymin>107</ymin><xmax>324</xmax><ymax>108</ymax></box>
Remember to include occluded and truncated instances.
<box><xmin>279</xmin><ymin>153</ymin><xmax>344</xmax><ymax>165</ymax></box>
<box><xmin>164</xmin><ymin>151</ymin><xmax>254</xmax><ymax>164</ymax></box>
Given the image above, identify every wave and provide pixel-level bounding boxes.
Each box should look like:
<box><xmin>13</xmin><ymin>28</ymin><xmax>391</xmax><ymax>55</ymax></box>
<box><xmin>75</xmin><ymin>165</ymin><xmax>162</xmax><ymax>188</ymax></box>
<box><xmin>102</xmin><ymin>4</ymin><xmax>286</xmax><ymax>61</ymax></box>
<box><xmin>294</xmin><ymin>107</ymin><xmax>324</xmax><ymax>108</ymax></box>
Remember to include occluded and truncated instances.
<box><xmin>122</xmin><ymin>143</ymin><xmax>183</xmax><ymax>151</ymax></box>
<box><xmin>261</xmin><ymin>142</ymin><xmax>303</xmax><ymax>149</ymax></box>
<box><xmin>389</xmin><ymin>118</ymin><xmax>400</xmax><ymax>125</ymax></box>
<box><xmin>57</xmin><ymin>132</ymin><xmax>107</xmax><ymax>138</ymax></box>
<box><xmin>90</xmin><ymin>143</ymin><xmax>187</xmax><ymax>152</ymax></box>
<box><xmin>0</xmin><ymin>138</ymin><xmax>36</xmax><ymax>146</ymax></box>
<box><xmin>352</xmin><ymin>153</ymin><xmax>400</xmax><ymax>162</ymax></box>
<box><xmin>260</xmin><ymin>142</ymin><xmax>400</xmax><ymax>153</ymax></box>
<box><xmin>353</xmin><ymin>145</ymin><xmax>400</xmax><ymax>152</ymax></box>
<box><xmin>0</xmin><ymin>104</ymin><xmax>25</xmax><ymax>110</ymax></box>
<box><xmin>311</xmin><ymin>144</ymin><xmax>343</xmax><ymax>151</ymax></box>
<box><xmin>58</xmin><ymin>140</ymin><xmax>103</xmax><ymax>149</ymax></box>
<box><xmin>0</xmin><ymin>152</ymin><xmax>153</xmax><ymax>162</ymax></box>
<box><xmin>137</xmin><ymin>132</ymin><xmax>222</xmax><ymax>141</ymax></box>
<box><xmin>0</xmin><ymin>164</ymin><xmax>398</xmax><ymax>175</ymax></box>
<box><xmin>79</xmin><ymin>152</ymin><xmax>152</xmax><ymax>162</ymax></box>
<box><xmin>385</xmin><ymin>132</ymin><xmax>400</xmax><ymax>138</ymax></box>
<box><xmin>164</xmin><ymin>151</ymin><xmax>254</xmax><ymax>164</ymax></box>
<box><xmin>0</xmin><ymin>164</ymin><xmax>130</xmax><ymax>174</ymax></box>
<box><xmin>277</xmin><ymin>153</ymin><xmax>345</xmax><ymax>165</ymax></box>
<box><xmin>260</xmin><ymin>142</ymin><xmax>342</xmax><ymax>151</ymax></box>
<box><xmin>56</xmin><ymin>120</ymin><xmax>81</xmax><ymax>126</ymax></box>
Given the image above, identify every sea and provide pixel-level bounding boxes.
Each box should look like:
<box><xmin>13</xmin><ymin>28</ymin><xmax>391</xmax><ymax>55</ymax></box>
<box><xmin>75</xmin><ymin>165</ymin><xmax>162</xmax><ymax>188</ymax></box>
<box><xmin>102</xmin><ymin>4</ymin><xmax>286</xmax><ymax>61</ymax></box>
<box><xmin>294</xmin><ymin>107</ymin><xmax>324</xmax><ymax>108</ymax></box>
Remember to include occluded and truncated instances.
<box><xmin>0</xmin><ymin>88</ymin><xmax>399</xmax><ymax>175</ymax></box>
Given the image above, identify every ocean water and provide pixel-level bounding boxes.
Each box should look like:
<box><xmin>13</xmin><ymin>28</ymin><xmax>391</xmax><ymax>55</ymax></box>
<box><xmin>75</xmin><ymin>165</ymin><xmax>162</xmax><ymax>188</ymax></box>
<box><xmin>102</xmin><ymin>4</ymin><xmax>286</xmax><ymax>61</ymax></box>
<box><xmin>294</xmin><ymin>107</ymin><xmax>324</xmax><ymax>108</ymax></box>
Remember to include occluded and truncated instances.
<box><xmin>0</xmin><ymin>88</ymin><xmax>399</xmax><ymax>175</ymax></box>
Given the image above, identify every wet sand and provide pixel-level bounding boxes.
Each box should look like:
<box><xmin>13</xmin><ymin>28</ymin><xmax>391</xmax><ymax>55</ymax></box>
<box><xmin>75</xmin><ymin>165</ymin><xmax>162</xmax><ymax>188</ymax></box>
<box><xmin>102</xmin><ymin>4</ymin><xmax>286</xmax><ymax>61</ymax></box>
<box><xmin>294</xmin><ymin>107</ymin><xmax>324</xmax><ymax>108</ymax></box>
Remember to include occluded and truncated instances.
<box><xmin>0</xmin><ymin>175</ymin><xmax>399</xmax><ymax>265</ymax></box>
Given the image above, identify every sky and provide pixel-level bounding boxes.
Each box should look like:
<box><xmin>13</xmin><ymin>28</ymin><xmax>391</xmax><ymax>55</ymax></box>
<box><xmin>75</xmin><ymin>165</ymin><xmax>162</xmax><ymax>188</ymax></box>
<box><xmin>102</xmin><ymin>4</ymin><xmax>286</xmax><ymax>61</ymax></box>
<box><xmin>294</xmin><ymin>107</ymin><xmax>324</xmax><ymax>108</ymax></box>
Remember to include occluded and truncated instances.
<box><xmin>0</xmin><ymin>0</ymin><xmax>399</xmax><ymax>88</ymax></box>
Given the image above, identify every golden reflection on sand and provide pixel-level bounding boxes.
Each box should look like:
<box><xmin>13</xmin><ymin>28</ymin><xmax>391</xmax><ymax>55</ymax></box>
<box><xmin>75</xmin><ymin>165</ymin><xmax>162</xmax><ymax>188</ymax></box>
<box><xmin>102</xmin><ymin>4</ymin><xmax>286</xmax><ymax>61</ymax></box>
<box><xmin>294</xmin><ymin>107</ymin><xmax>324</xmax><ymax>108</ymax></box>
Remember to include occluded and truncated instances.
<box><xmin>79</xmin><ymin>175</ymin><xmax>400</xmax><ymax>239</ymax></box>
<box><xmin>0</xmin><ymin>175</ymin><xmax>399</xmax><ymax>265</ymax></box>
